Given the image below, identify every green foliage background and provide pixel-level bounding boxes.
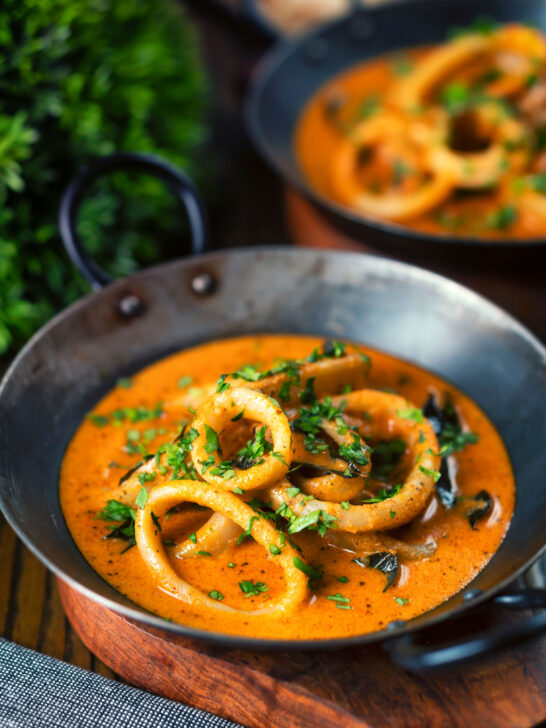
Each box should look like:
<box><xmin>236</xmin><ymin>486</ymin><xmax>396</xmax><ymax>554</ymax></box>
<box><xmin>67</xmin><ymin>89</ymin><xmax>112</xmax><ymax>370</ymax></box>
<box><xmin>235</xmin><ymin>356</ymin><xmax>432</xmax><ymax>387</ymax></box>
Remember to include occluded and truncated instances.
<box><xmin>0</xmin><ymin>0</ymin><xmax>208</xmax><ymax>356</ymax></box>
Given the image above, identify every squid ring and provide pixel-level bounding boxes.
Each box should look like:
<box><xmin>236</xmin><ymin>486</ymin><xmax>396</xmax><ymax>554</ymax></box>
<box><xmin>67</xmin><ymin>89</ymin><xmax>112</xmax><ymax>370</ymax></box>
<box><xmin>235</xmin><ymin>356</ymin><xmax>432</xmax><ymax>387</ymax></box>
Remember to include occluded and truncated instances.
<box><xmin>227</xmin><ymin>352</ymin><xmax>369</xmax><ymax>407</ymax></box>
<box><xmin>172</xmin><ymin>511</ymin><xmax>242</xmax><ymax>559</ymax></box>
<box><xmin>135</xmin><ymin>481</ymin><xmax>307</xmax><ymax>615</ymax></box>
<box><xmin>291</xmin><ymin>419</ymin><xmax>371</xmax><ymax>503</ymax></box>
<box><xmin>424</xmin><ymin>105</ymin><xmax>528</xmax><ymax>189</ymax></box>
<box><xmin>191</xmin><ymin>388</ymin><xmax>292</xmax><ymax>491</ymax></box>
<box><xmin>391</xmin><ymin>25</ymin><xmax>546</xmax><ymax>110</ymax></box>
<box><xmin>330</xmin><ymin>112</ymin><xmax>454</xmax><ymax>222</ymax></box>
<box><xmin>267</xmin><ymin>390</ymin><xmax>440</xmax><ymax>532</ymax></box>
<box><xmin>389</xmin><ymin>34</ymin><xmax>491</xmax><ymax>111</ymax></box>
<box><xmin>167</xmin><ymin>352</ymin><xmax>369</xmax><ymax>412</ymax></box>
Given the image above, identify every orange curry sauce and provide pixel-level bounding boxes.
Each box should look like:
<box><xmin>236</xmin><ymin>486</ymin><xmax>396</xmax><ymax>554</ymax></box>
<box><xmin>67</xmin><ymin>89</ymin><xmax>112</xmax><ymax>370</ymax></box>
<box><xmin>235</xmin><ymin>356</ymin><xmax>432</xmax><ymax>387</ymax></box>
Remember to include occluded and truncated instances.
<box><xmin>60</xmin><ymin>335</ymin><xmax>514</xmax><ymax>639</ymax></box>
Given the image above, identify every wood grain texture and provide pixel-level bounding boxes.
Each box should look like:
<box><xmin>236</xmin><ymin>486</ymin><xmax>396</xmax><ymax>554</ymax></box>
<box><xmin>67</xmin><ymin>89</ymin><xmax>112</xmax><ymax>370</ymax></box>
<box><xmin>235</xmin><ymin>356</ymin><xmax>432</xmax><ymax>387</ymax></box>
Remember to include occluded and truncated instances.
<box><xmin>58</xmin><ymin>577</ymin><xmax>546</xmax><ymax>728</ymax></box>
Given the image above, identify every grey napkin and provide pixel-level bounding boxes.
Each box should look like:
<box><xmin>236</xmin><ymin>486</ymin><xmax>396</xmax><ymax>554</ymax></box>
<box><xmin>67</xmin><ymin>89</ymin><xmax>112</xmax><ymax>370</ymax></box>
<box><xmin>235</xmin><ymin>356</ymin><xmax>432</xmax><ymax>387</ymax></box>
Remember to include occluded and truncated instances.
<box><xmin>0</xmin><ymin>638</ymin><xmax>244</xmax><ymax>728</ymax></box>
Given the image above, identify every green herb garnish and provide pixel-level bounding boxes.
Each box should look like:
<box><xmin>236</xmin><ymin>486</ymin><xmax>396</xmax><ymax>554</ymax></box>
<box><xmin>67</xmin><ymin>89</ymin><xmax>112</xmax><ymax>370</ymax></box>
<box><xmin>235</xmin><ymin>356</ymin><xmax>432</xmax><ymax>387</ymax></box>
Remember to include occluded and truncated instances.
<box><xmin>239</xmin><ymin>580</ymin><xmax>268</xmax><ymax>597</ymax></box>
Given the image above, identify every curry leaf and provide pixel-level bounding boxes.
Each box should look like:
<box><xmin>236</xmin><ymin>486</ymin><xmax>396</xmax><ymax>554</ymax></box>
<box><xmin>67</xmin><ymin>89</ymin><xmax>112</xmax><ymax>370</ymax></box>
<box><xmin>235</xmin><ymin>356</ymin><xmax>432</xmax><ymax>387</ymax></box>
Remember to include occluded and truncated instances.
<box><xmin>354</xmin><ymin>552</ymin><xmax>399</xmax><ymax>591</ymax></box>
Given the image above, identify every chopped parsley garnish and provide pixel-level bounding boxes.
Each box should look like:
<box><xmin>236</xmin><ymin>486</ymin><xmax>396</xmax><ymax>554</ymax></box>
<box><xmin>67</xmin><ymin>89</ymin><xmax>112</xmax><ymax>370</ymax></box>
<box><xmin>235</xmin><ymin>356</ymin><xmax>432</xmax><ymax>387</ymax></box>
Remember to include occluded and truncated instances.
<box><xmin>338</xmin><ymin>433</ymin><xmax>370</xmax><ymax>468</ymax></box>
<box><xmin>96</xmin><ymin>500</ymin><xmax>135</xmax><ymax>523</ymax></box>
<box><xmin>87</xmin><ymin>413</ymin><xmax>109</xmax><ymax>427</ymax></box>
<box><xmin>204</xmin><ymin>425</ymin><xmax>220</xmax><ymax>455</ymax></box>
<box><xmin>200</xmin><ymin>454</ymin><xmax>216</xmax><ymax>473</ymax></box>
<box><xmin>288</xmin><ymin>509</ymin><xmax>337</xmax><ymax>537</ymax></box>
<box><xmin>423</xmin><ymin>393</ymin><xmax>479</xmax><ymax>460</ymax></box>
<box><xmin>394</xmin><ymin>597</ymin><xmax>409</xmax><ymax>606</ymax></box>
<box><xmin>209</xmin><ymin>590</ymin><xmax>224</xmax><ymax>600</ymax></box>
<box><xmin>116</xmin><ymin>378</ymin><xmax>132</xmax><ymax>389</ymax></box>
<box><xmin>272</xmin><ymin>451</ymin><xmax>287</xmax><ymax>465</ymax></box>
<box><xmin>110</xmin><ymin>402</ymin><xmax>164</xmax><ymax>425</ymax></box>
<box><xmin>341</xmin><ymin>501</ymin><xmax>350</xmax><ymax>510</ymax></box>
<box><xmin>160</xmin><ymin>429</ymin><xmax>199</xmax><ymax>481</ymax></box>
<box><xmin>96</xmin><ymin>500</ymin><xmax>137</xmax><ymax>551</ymax></box>
<box><xmin>487</xmin><ymin>205</ymin><xmax>517</xmax><ymax>230</ymax></box>
<box><xmin>237</xmin><ymin>516</ymin><xmax>259</xmax><ymax>546</ymax></box>
<box><xmin>177</xmin><ymin>375</ymin><xmax>193</xmax><ymax>389</ymax></box>
<box><xmin>439</xmin><ymin>81</ymin><xmax>470</xmax><ymax>114</ymax></box>
<box><xmin>231</xmin><ymin>363</ymin><xmax>263</xmax><ymax>382</ymax></box>
<box><xmin>135</xmin><ymin>486</ymin><xmax>149</xmax><ymax>509</ymax></box>
<box><xmin>397</xmin><ymin>406</ymin><xmax>424</xmax><ymax>423</ymax></box>
<box><xmin>448</xmin><ymin>15</ymin><xmax>497</xmax><ymax>40</ymax></box>
<box><xmin>216</xmin><ymin>374</ymin><xmax>230</xmax><ymax>393</ymax></box>
<box><xmin>530</xmin><ymin>173</ymin><xmax>546</xmax><ymax>194</ymax></box>
<box><xmin>326</xmin><ymin>593</ymin><xmax>352</xmax><ymax>609</ymax></box>
<box><xmin>137</xmin><ymin>471</ymin><xmax>156</xmax><ymax>486</ymax></box>
<box><xmin>239</xmin><ymin>580</ymin><xmax>269</xmax><ymax>597</ymax></box>
<box><xmin>286</xmin><ymin>486</ymin><xmax>301</xmax><ymax>498</ymax></box>
<box><xmin>231</xmin><ymin>409</ymin><xmax>245</xmax><ymax>422</ymax></box>
<box><xmin>293</xmin><ymin>556</ymin><xmax>323</xmax><ymax>584</ymax></box>
<box><xmin>419</xmin><ymin>465</ymin><xmax>441</xmax><ymax>482</ymax></box>
<box><xmin>358</xmin><ymin>94</ymin><xmax>379</xmax><ymax>120</ymax></box>
<box><xmin>278</xmin><ymin>380</ymin><xmax>292</xmax><ymax>402</ymax></box>
<box><xmin>299</xmin><ymin>377</ymin><xmax>316</xmax><ymax>405</ymax></box>
<box><xmin>390</xmin><ymin>53</ymin><xmax>413</xmax><ymax>77</ymax></box>
<box><xmin>322</xmin><ymin>340</ymin><xmax>346</xmax><ymax>358</ymax></box>
<box><xmin>362</xmin><ymin>483</ymin><xmax>403</xmax><ymax>503</ymax></box>
<box><xmin>189</xmin><ymin>532</ymin><xmax>197</xmax><ymax>544</ymax></box>
<box><xmin>236</xmin><ymin>426</ymin><xmax>272</xmax><ymax>469</ymax></box>
<box><xmin>210</xmin><ymin>461</ymin><xmax>237</xmax><ymax>480</ymax></box>
<box><xmin>292</xmin><ymin>396</ymin><xmax>345</xmax><ymax>454</ymax></box>
<box><xmin>150</xmin><ymin>511</ymin><xmax>161</xmax><ymax>532</ymax></box>
<box><xmin>196</xmin><ymin>550</ymin><xmax>211</xmax><ymax>556</ymax></box>
<box><xmin>269</xmin><ymin>544</ymin><xmax>281</xmax><ymax>555</ymax></box>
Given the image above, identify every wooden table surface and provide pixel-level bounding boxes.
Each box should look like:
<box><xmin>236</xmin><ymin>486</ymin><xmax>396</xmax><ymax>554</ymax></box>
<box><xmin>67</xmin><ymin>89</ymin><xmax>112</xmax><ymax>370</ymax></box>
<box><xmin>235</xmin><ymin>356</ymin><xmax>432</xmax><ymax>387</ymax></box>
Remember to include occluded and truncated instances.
<box><xmin>1</xmin><ymin>3</ymin><xmax>545</xmax><ymax>726</ymax></box>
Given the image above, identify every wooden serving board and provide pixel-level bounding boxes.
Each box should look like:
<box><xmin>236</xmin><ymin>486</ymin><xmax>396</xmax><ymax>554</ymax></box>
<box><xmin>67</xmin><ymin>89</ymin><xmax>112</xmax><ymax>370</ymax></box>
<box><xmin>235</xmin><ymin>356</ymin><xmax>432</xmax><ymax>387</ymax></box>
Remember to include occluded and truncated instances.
<box><xmin>58</xmin><ymin>578</ymin><xmax>546</xmax><ymax>728</ymax></box>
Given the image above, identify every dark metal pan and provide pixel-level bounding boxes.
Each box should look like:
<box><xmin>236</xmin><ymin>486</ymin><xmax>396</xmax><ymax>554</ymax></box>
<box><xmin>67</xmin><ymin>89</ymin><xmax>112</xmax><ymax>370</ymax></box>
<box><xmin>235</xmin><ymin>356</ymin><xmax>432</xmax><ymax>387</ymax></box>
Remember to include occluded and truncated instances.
<box><xmin>245</xmin><ymin>0</ymin><xmax>546</xmax><ymax>263</ymax></box>
<box><xmin>0</xmin><ymin>152</ymin><xmax>545</xmax><ymax>669</ymax></box>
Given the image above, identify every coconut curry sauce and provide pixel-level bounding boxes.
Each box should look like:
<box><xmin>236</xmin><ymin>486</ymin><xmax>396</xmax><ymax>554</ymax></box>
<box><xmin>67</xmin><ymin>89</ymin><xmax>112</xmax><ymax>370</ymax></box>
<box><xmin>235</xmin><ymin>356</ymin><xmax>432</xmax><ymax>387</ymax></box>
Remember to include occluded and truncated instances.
<box><xmin>60</xmin><ymin>335</ymin><xmax>514</xmax><ymax>640</ymax></box>
<box><xmin>295</xmin><ymin>23</ymin><xmax>546</xmax><ymax>239</ymax></box>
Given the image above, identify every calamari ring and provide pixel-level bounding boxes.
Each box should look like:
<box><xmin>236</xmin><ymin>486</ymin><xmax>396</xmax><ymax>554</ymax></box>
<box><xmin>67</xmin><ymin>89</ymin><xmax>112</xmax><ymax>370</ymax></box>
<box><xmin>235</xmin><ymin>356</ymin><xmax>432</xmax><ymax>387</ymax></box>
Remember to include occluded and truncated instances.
<box><xmin>291</xmin><ymin>420</ymin><xmax>371</xmax><ymax>503</ymax></box>
<box><xmin>267</xmin><ymin>390</ymin><xmax>440</xmax><ymax>532</ymax></box>
<box><xmin>135</xmin><ymin>481</ymin><xmax>307</xmax><ymax>615</ymax></box>
<box><xmin>487</xmin><ymin>25</ymin><xmax>546</xmax><ymax>98</ymax></box>
<box><xmin>423</xmin><ymin>104</ymin><xmax>529</xmax><ymax>189</ymax></box>
<box><xmin>391</xmin><ymin>26</ymin><xmax>546</xmax><ymax>111</ymax></box>
<box><xmin>172</xmin><ymin>511</ymin><xmax>242</xmax><ymax>559</ymax></box>
<box><xmin>191</xmin><ymin>388</ymin><xmax>292</xmax><ymax>491</ymax></box>
<box><xmin>330</xmin><ymin>112</ymin><xmax>454</xmax><ymax>222</ymax></box>
<box><xmin>226</xmin><ymin>352</ymin><xmax>369</xmax><ymax>407</ymax></box>
<box><xmin>389</xmin><ymin>33</ymin><xmax>491</xmax><ymax>111</ymax></box>
<box><xmin>167</xmin><ymin>353</ymin><xmax>369</xmax><ymax>411</ymax></box>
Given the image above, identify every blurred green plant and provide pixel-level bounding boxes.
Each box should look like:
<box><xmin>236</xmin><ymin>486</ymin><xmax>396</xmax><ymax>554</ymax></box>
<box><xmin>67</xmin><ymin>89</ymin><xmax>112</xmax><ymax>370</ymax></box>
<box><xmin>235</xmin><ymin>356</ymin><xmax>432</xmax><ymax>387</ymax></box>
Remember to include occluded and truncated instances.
<box><xmin>0</xmin><ymin>0</ymin><xmax>208</xmax><ymax>356</ymax></box>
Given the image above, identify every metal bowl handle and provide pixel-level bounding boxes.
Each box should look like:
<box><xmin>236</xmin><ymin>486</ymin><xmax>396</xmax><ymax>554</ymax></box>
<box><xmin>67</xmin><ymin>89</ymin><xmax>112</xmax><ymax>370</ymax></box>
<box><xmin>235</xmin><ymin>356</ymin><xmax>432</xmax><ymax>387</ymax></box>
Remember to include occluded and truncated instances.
<box><xmin>384</xmin><ymin>588</ymin><xmax>546</xmax><ymax>670</ymax></box>
<box><xmin>59</xmin><ymin>152</ymin><xmax>208</xmax><ymax>289</ymax></box>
